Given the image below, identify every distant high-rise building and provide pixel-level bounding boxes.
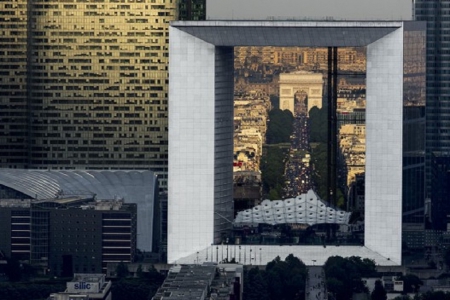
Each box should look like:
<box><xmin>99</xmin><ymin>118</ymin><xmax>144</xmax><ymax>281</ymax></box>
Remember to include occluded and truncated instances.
<box><xmin>415</xmin><ymin>1</ymin><xmax>450</xmax><ymax>229</ymax></box>
<box><xmin>0</xmin><ymin>0</ymin><xmax>180</xmax><ymax>188</ymax></box>
<box><xmin>429</xmin><ymin>152</ymin><xmax>450</xmax><ymax>231</ymax></box>
<box><xmin>179</xmin><ymin>0</ymin><xmax>206</xmax><ymax>21</ymax></box>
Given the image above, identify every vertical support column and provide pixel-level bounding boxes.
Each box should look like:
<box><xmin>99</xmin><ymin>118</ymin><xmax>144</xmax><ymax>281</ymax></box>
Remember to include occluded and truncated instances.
<box><xmin>366</xmin><ymin>27</ymin><xmax>403</xmax><ymax>264</ymax></box>
<box><xmin>213</xmin><ymin>47</ymin><xmax>234</xmax><ymax>244</ymax></box>
<box><xmin>327</xmin><ymin>47</ymin><xmax>338</xmax><ymax>207</ymax></box>
<box><xmin>332</xmin><ymin>47</ymin><xmax>338</xmax><ymax>209</ymax></box>
<box><xmin>327</xmin><ymin>48</ymin><xmax>332</xmax><ymax>204</ymax></box>
<box><xmin>168</xmin><ymin>27</ymin><xmax>216</xmax><ymax>263</ymax></box>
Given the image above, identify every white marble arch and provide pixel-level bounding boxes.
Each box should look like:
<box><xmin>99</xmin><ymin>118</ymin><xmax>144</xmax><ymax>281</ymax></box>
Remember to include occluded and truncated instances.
<box><xmin>169</xmin><ymin>20</ymin><xmax>411</xmax><ymax>266</ymax></box>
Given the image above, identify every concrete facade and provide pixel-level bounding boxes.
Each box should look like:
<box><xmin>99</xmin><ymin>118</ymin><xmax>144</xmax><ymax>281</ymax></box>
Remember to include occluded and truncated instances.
<box><xmin>168</xmin><ymin>21</ymin><xmax>422</xmax><ymax>265</ymax></box>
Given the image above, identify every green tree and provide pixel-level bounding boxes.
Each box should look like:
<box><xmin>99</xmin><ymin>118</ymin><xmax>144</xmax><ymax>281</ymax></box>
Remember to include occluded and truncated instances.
<box><xmin>444</xmin><ymin>248</ymin><xmax>450</xmax><ymax>270</ymax></box>
<box><xmin>0</xmin><ymin>281</ymin><xmax>66</xmax><ymax>300</ymax></box>
<box><xmin>260</xmin><ymin>146</ymin><xmax>288</xmax><ymax>196</ymax></box>
<box><xmin>266</xmin><ymin>108</ymin><xmax>294</xmax><ymax>144</ymax></box>
<box><xmin>244</xmin><ymin>254</ymin><xmax>307</xmax><ymax>300</ymax></box>
<box><xmin>310</xmin><ymin>143</ymin><xmax>328</xmax><ymax>200</ymax></box>
<box><xmin>348</xmin><ymin>256</ymin><xmax>377</xmax><ymax>277</ymax></box>
<box><xmin>371</xmin><ymin>280</ymin><xmax>387</xmax><ymax>300</ymax></box>
<box><xmin>396</xmin><ymin>274</ymin><xmax>422</xmax><ymax>293</ymax></box>
<box><xmin>284</xmin><ymin>254</ymin><xmax>308</xmax><ymax>299</ymax></box>
<box><xmin>136</xmin><ymin>264</ymin><xmax>143</xmax><ymax>278</ymax></box>
<box><xmin>5</xmin><ymin>257</ymin><xmax>21</xmax><ymax>282</ymax></box>
<box><xmin>309</xmin><ymin>106</ymin><xmax>328</xmax><ymax>143</ymax></box>
<box><xmin>324</xmin><ymin>256</ymin><xmax>375</xmax><ymax>299</ymax></box>
<box><xmin>269</xmin><ymin>95</ymin><xmax>279</xmax><ymax>109</ymax></box>
<box><xmin>265</xmin><ymin>254</ymin><xmax>307</xmax><ymax>300</ymax></box>
<box><xmin>243</xmin><ymin>267</ymin><xmax>270</xmax><ymax>300</ymax></box>
<box><xmin>116</xmin><ymin>262</ymin><xmax>129</xmax><ymax>279</ymax></box>
<box><xmin>111</xmin><ymin>267</ymin><xmax>165</xmax><ymax>300</ymax></box>
<box><xmin>112</xmin><ymin>279</ymin><xmax>157</xmax><ymax>300</ymax></box>
<box><xmin>268</xmin><ymin>188</ymin><xmax>280</xmax><ymax>200</ymax></box>
<box><xmin>420</xmin><ymin>291</ymin><xmax>450</xmax><ymax>300</ymax></box>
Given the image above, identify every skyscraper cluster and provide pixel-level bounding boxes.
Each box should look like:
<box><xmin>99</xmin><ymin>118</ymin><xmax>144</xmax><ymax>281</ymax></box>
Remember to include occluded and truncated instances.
<box><xmin>1</xmin><ymin>0</ymin><xmax>450</xmax><ymax>265</ymax></box>
<box><xmin>0</xmin><ymin>0</ymin><xmax>207</xmax><ymax>188</ymax></box>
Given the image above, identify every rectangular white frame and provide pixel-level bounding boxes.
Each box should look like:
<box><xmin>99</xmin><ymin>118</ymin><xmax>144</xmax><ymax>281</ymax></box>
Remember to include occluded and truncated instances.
<box><xmin>169</xmin><ymin>21</ymin><xmax>405</xmax><ymax>265</ymax></box>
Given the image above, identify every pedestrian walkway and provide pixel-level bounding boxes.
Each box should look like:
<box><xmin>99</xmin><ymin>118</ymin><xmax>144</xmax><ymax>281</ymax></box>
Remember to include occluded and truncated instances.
<box><xmin>306</xmin><ymin>266</ymin><xmax>327</xmax><ymax>300</ymax></box>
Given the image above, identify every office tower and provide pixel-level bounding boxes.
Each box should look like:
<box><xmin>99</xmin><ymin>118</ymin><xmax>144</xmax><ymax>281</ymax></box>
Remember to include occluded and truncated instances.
<box><xmin>0</xmin><ymin>169</ymin><xmax>158</xmax><ymax>252</ymax></box>
<box><xmin>430</xmin><ymin>153</ymin><xmax>450</xmax><ymax>231</ymax></box>
<box><xmin>415</xmin><ymin>1</ymin><xmax>450</xmax><ymax>229</ymax></box>
<box><xmin>179</xmin><ymin>0</ymin><xmax>206</xmax><ymax>21</ymax></box>
<box><xmin>0</xmin><ymin>0</ymin><xmax>178</xmax><ymax>188</ymax></box>
<box><xmin>0</xmin><ymin>0</ymin><xmax>28</xmax><ymax>167</ymax></box>
<box><xmin>0</xmin><ymin>197</ymin><xmax>137</xmax><ymax>276</ymax></box>
<box><xmin>402</xmin><ymin>23</ymin><xmax>426</xmax><ymax>228</ymax></box>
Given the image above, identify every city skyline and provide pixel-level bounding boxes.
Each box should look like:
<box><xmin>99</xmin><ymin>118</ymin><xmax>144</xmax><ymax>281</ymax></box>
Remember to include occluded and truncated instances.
<box><xmin>0</xmin><ymin>0</ymin><xmax>446</xmax><ymax>272</ymax></box>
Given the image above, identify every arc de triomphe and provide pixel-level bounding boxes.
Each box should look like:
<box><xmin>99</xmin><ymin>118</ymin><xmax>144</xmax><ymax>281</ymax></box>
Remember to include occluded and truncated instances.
<box><xmin>279</xmin><ymin>72</ymin><xmax>324</xmax><ymax>115</ymax></box>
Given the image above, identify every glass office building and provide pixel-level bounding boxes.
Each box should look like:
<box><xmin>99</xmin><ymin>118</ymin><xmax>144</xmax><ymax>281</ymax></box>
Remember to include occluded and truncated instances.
<box><xmin>402</xmin><ymin>24</ymin><xmax>426</xmax><ymax>225</ymax></box>
<box><xmin>415</xmin><ymin>1</ymin><xmax>450</xmax><ymax>229</ymax></box>
<box><xmin>0</xmin><ymin>0</ymin><xmax>178</xmax><ymax>188</ymax></box>
<box><xmin>179</xmin><ymin>0</ymin><xmax>205</xmax><ymax>21</ymax></box>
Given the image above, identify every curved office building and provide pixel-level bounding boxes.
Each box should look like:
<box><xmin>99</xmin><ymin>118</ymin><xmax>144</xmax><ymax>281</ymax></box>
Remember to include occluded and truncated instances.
<box><xmin>0</xmin><ymin>169</ymin><xmax>158</xmax><ymax>251</ymax></box>
<box><xmin>235</xmin><ymin>190</ymin><xmax>351</xmax><ymax>226</ymax></box>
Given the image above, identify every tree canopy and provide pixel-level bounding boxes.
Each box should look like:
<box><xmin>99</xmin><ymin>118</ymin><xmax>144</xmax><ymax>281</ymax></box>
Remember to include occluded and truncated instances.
<box><xmin>394</xmin><ymin>291</ymin><xmax>450</xmax><ymax>300</ymax></box>
<box><xmin>0</xmin><ymin>281</ymin><xmax>66</xmax><ymax>300</ymax></box>
<box><xmin>324</xmin><ymin>256</ymin><xmax>377</xmax><ymax>300</ymax></box>
<box><xmin>244</xmin><ymin>254</ymin><xmax>308</xmax><ymax>300</ymax></box>
<box><xmin>371</xmin><ymin>279</ymin><xmax>387</xmax><ymax>300</ymax></box>
<box><xmin>308</xmin><ymin>105</ymin><xmax>346</xmax><ymax>207</ymax></box>
<box><xmin>111</xmin><ymin>267</ymin><xmax>165</xmax><ymax>300</ymax></box>
<box><xmin>309</xmin><ymin>106</ymin><xmax>328</xmax><ymax>144</ymax></box>
<box><xmin>444</xmin><ymin>248</ymin><xmax>450</xmax><ymax>271</ymax></box>
<box><xmin>115</xmin><ymin>261</ymin><xmax>130</xmax><ymax>279</ymax></box>
<box><xmin>260</xmin><ymin>145</ymin><xmax>288</xmax><ymax>197</ymax></box>
<box><xmin>266</xmin><ymin>108</ymin><xmax>294</xmax><ymax>144</ymax></box>
<box><xmin>396</xmin><ymin>274</ymin><xmax>422</xmax><ymax>294</ymax></box>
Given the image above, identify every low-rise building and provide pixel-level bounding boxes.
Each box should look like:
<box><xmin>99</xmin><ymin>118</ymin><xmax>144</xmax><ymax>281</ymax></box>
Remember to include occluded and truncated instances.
<box><xmin>0</xmin><ymin>169</ymin><xmax>158</xmax><ymax>253</ymax></box>
<box><xmin>152</xmin><ymin>263</ymin><xmax>243</xmax><ymax>300</ymax></box>
<box><xmin>48</xmin><ymin>273</ymin><xmax>112</xmax><ymax>300</ymax></box>
<box><xmin>0</xmin><ymin>197</ymin><xmax>137</xmax><ymax>276</ymax></box>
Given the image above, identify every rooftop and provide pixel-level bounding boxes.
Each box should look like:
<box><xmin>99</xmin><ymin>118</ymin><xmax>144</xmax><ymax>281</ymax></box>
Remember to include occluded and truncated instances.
<box><xmin>70</xmin><ymin>273</ymin><xmax>105</xmax><ymax>283</ymax></box>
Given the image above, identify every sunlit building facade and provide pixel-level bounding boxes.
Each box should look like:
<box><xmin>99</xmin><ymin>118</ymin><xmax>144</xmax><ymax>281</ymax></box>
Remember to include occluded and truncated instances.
<box><xmin>0</xmin><ymin>0</ymin><xmax>29</xmax><ymax>167</ymax></box>
<box><xmin>0</xmin><ymin>0</ymin><xmax>177</xmax><ymax>188</ymax></box>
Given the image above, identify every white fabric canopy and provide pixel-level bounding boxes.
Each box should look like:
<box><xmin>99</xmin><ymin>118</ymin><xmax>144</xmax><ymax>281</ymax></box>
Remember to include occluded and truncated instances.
<box><xmin>234</xmin><ymin>190</ymin><xmax>351</xmax><ymax>226</ymax></box>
